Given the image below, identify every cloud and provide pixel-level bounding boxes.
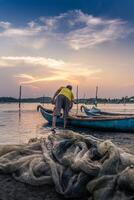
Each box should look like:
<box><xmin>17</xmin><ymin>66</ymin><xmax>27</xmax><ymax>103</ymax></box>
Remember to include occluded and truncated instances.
<box><xmin>0</xmin><ymin>21</ymin><xmax>11</xmax><ymax>29</ymax></box>
<box><xmin>15</xmin><ymin>73</ymin><xmax>68</xmax><ymax>85</ymax></box>
<box><xmin>0</xmin><ymin>56</ymin><xmax>67</xmax><ymax>69</ymax></box>
<box><xmin>0</xmin><ymin>56</ymin><xmax>102</xmax><ymax>85</ymax></box>
<box><xmin>0</xmin><ymin>10</ymin><xmax>133</xmax><ymax>50</ymax></box>
<box><xmin>0</xmin><ymin>55</ymin><xmax>102</xmax><ymax>97</ymax></box>
<box><xmin>36</xmin><ymin>10</ymin><xmax>134</xmax><ymax>50</ymax></box>
<box><xmin>15</xmin><ymin>73</ymin><xmax>35</xmax><ymax>80</ymax></box>
<box><xmin>14</xmin><ymin>69</ymin><xmax>102</xmax><ymax>85</ymax></box>
<box><xmin>66</xmin><ymin>18</ymin><xmax>127</xmax><ymax>50</ymax></box>
<box><xmin>0</xmin><ymin>21</ymin><xmax>42</xmax><ymax>37</ymax></box>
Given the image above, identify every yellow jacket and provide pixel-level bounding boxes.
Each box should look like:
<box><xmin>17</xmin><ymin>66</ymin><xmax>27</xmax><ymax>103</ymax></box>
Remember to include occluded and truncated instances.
<box><xmin>58</xmin><ymin>87</ymin><xmax>74</xmax><ymax>101</ymax></box>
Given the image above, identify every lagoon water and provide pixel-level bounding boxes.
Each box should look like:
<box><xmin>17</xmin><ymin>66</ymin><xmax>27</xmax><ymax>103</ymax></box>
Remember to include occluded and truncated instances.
<box><xmin>0</xmin><ymin>103</ymin><xmax>134</xmax><ymax>152</ymax></box>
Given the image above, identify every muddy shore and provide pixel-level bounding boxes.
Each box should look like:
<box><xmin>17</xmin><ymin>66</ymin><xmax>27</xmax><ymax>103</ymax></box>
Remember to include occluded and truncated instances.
<box><xmin>0</xmin><ymin>174</ymin><xmax>86</xmax><ymax>200</ymax></box>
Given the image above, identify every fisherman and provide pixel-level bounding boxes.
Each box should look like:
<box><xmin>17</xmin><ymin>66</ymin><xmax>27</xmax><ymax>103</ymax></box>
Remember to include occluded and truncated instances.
<box><xmin>51</xmin><ymin>85</ymin><xmax>74</xmax><ymax>132</ymax></box>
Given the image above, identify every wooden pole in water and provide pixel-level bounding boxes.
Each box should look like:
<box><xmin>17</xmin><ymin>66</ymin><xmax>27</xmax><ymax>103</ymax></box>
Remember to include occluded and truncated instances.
<box><xmin>76</xmin><ymin>85</ymin><xmax>78</xmax><ymax>115</ymax></box>
<box><xmin>19</xmin><ymin>85</ymin><xmax>22</xmax><ymax>111</ymax></box>
<box><xmin>42</xmin><ymin>94</ymin><xmax>45</xmax><ymax>106</ymax></box>
<box><xmin>95</xmin><ymin>86</ymin><xmax>98</xmax><ymax>107</ymax></box>
<box><xmin>83</xmin><ymin>93</ymin><xmax>86</xmax><ymax>104</ymax></box>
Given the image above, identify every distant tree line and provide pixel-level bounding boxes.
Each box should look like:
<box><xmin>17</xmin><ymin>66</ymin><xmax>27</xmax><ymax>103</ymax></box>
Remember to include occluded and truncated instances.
<box><xmin>77</xmin><ymin>96</ymin><xmax>134</xmax><ymax>104</ymax></box>
<box><xmin>0</xmin><ymin>97</ymin><xmax>52</xmax><ymax>103</ymax></box>
<box><xmin>0</xmin><ymin>96</ymin><xmax>134</xmax><ymax>104</ymax></box>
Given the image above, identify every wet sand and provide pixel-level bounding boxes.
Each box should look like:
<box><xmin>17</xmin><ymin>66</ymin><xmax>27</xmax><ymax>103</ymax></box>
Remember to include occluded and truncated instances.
<box><xmin>0</xmin><ymin>174</ymin><xmax>68</xmax><ymax>200</ymax></box>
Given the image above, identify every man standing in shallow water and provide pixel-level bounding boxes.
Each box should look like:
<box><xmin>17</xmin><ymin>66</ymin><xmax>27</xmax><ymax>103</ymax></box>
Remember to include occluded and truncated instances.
<box><xmin>51</xmin><ymin>85</ymin><xmax>74</xmax><ymax>131</ymax></box>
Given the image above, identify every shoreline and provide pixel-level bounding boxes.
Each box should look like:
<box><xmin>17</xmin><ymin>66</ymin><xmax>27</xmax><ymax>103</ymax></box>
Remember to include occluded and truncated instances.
<box><xmin>1</xmin><ymin>96</ymin><xmax>134</xmax><ymax>104</ymax></box>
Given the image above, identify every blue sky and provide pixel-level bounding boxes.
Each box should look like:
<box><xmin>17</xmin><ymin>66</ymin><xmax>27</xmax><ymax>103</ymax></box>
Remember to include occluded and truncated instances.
<box><xmin>0</xmin><ymin>0</ymin><xmax>134</xmax><ymax>98</ymax></box>
<box><xmin>0</xmin><ymin>0</ymin><xmax>134</xmax><ymax>23</ymax></box>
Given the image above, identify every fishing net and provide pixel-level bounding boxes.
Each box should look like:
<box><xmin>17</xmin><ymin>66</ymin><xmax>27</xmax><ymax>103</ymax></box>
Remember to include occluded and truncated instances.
<box><xmin>0</xmin><ymin>131</ymin><xmax>133</xmax><ymax>199</ymax></box>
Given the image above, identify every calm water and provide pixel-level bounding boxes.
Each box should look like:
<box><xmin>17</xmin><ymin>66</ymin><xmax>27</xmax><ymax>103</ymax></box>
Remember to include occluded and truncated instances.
<box><xmin>0</xmin><ymin>103</ymin><xmax>134</xmax><ymax>152</ymax></box>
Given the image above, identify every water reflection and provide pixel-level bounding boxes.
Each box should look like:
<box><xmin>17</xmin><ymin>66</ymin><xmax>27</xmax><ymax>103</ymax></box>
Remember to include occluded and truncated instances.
<box><xmin>0</xmin><ymin>103</ymin><xmax>133</xmax><ymax>152</ymax></box>
<box><xmin>18</xmin><ymin>109</ymin><xmax>21</xmax><ymax>123</ymax></box>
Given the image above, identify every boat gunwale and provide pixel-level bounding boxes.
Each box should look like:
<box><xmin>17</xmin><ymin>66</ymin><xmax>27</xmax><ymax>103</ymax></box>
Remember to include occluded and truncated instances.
<box><xmin>82</xmin><ymin>105</ymin><xmax>134</xmax><ymax>117</ymax></box>
<box><xmin>39</xmin><ymin>105</ymin><xmax>134</xmax><ymax>122</ymax></box>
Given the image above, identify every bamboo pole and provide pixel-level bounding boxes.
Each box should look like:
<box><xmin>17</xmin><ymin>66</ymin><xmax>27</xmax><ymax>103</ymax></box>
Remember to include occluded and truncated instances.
<box><xmin>19</xmin><ymin>85</ymin><xmax>22</xmax><ymax>111</ymax></box>
<box><xmin>76</xmin><ymin>85</ymin><xmax>78</xmax><ymax>115</ymax></box>
<box><xmin>42</xmin><ymin>94</ymin><xmax>45</xmax><ymax>106</ymax></box>
<box><xmin>95</xmin><ymin>86</ymin><xmax>98</xmax><ymax>107</ymax></box>
<box><xmin>83</xmin><ymin>93</ymin><xmax>86</xmax><ymax>104</ymax></box>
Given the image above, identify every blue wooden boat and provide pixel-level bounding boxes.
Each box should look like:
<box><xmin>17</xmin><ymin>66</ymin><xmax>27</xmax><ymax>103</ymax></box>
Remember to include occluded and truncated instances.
<box><xmin>37</xmin><ymin>105</ymin><xmax>134</xmax><ymax>132</ymax></box>
<box><xmin>81</xmin><ymin>105</ymin><xmax>134</xmax><ymax>117</ymax></box>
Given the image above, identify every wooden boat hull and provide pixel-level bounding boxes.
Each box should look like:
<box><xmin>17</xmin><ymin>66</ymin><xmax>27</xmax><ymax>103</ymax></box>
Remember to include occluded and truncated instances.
<box><xmin>37</xmin><ymin>105</ymin><xmax>134</xmax><ymax>132</ymax></box>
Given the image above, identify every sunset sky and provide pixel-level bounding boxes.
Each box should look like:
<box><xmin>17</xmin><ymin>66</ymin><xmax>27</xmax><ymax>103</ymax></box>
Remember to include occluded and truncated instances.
<box><xmin>0</xmin><ymin>0</ymin><xmax>134</xmax><ymax>98</ymax></box>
